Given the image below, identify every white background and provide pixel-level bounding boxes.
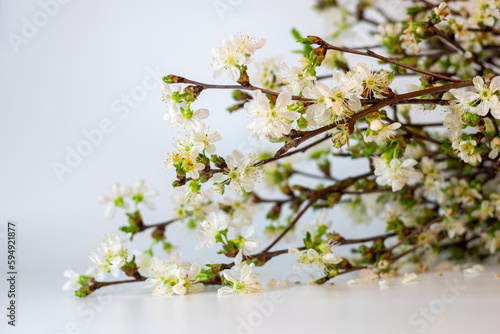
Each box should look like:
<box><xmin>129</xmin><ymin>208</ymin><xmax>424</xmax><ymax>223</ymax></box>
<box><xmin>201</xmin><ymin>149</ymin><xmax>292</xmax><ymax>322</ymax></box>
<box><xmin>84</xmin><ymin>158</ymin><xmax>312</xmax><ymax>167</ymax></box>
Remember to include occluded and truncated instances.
<box><xmin>1</xmin><ymin>0</ymin><xmax>498</xmax><ymax>333</ymax></box>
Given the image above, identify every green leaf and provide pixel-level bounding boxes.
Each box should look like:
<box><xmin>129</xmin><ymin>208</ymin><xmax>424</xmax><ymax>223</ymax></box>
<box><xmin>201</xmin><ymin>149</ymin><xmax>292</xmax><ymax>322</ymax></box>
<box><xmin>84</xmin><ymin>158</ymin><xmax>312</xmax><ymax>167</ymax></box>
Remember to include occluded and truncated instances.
<box><xmin>291</xmin><ymin>28</ymin><xmax>303</xmax><ymax>41</ymax></box>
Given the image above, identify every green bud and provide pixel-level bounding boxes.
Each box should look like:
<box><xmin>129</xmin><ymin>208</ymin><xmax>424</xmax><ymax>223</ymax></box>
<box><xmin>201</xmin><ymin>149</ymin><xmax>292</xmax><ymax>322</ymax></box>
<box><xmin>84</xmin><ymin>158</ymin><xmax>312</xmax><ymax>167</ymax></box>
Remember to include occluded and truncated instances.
<box><xmin>266</xmin><ymin>204</ymin><xmax>282</xmax><ymax>221</ymax></box>
<box><xmin>162</xmin><ymin>241</ymin><xmax>173</xmax><ymax>252</ymax></box>
<box><xmin>162</xmin><ymin>75</ymin><xmax>183</xmax><ymax>84</ymax></box>
<box><xmin>237</xmin><ymin>67</ymin><xmax>250</xmax><ymax>87</ymax></box>
<box><xmin>189</xmin><ymin>180</ymin><xmax>201</xmax><ymax>193</ymax></box>
<box><xmin>114</xmin><ymin>196</ymin><xmax>125</xmax><ymax>208</ymax></box>
<box><xmin>132</xmin><ymin>193</ymin><xmax>143</xmax><ymax>204</ymax></box>
<box><xmin>297</xmin><ymin>115</ymin><xmax>308</xmax><ymax>129</ymax></box>
<box><xmin>232</xmin><ymin>90</ymin><xmax>251</xmax><ymax>101</ymax></box>
<box><xmin>227</xmin><ymin>104</ymin><xmax>243</xmax><ymax>113</ymax></box>
<box><xmin>180</xmin><ymin>106</ymin><xmax>193</xmax><ymax>120</ymax></box>
<box><xmin>121</xmin><ymin>256</ymin><xmax>141</xmax><ymax>279</ymax></box>
<box><xmin>331</xmin><ymin>125</ymin><xmax>350</xmax><ymax>149</ymax></box>
<box><xmin>152</xmin><ymin>227</ymin><xmax>165</xmax><ymax>241</ymax></box>
<box><xmin>183</xmin><ymin>85</ymin><xmax>203</xmax><ymax>102</ymax></box>
<box><xmin>211</xmin><ymin>154</ymin><xmax>227</xmax><ymax>169</ymax></box>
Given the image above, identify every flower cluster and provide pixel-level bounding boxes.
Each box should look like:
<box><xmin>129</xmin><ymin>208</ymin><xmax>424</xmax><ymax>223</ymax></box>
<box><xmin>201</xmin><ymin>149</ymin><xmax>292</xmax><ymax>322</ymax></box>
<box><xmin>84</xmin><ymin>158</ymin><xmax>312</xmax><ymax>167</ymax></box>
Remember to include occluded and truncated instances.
<box><xmin>164</xmin><ymin>129</ymin><xmax>221</xmax><ymax>180</ymax></box>
<box><xmin>88</xmin><ymin>231</ymin><xmax>132</xmax><ymax>280</ymax></box>
<box><xmin>66</xmin><ymin>1</ymin><xmax>500</xmax><ymax>299</ymax></box>
<box><xmin>213</xmin><ymin>149</ymin><xmax>261</xmax><ymax>195</ymax></box>
<box><xmin>211</xmin><ymin>33</ymin><xmax>266</xmax><ymax>81</ymax></box>
<box><xmin>98</xmin><ymin>180</ymin><xmax>158</xmax><ymax>219</ymax></box>
<box><xmin>144</xmin><ymin>254</ymin><xmax>203</xmax><ymax>296</ymax></box>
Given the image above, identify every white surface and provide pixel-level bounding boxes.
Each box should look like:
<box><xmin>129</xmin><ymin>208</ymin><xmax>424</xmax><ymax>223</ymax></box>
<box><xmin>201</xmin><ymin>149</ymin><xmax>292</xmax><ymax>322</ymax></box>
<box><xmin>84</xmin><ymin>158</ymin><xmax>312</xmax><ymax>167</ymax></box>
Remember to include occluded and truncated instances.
<box><xmin>8</xmin><ymin>267</ymin><xmax>500</xmax><ymax>334</ymax></box>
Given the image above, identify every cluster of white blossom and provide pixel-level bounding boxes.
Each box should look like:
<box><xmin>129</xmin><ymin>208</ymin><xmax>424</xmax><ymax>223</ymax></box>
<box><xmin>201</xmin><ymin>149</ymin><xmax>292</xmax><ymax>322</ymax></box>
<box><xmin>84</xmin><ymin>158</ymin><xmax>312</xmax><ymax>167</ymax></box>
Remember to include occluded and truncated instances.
<box><xmin>88</xmin><ymin>231</ymin><xmax>133</xmax><ymax>280</ymax></box>
<box><xmin>213</xmin><ymin>149</ymin><xmax>261</xmax><ymax>195</ymax></box>
<box><xmin>144</xmin><ymin>254</ymin><xmax>203</xmax><ymax>296</ymax></box>
<box><xmin>373</xmin><ymin>157</ymin><xmax>423</xmax><ymax>192</ymax></box>
<box><xmin>289</xmin><ymin>241</ymin><xmax>343</xmax><ymax>272</ymax></box>
<box><xmin>450</xmin><ymin>76</ymin><xmax>500</xmax><ymax>119</ymax></box>
<box><xmin>218</xmin><ymin>262</ymin><xmax>262</xmax><ymax>296</ymax></box>
<box><xmin>162</xmin><ymin>82</ymin><xmax>210</xmax><ymax>133</ymax></box>
<box><xmin>163</xmin><ymin>129</ymin><xmax>221</xmax><ymax>179</ymax></box>
<box><xmin>98</xmin><ymin>180</ymin><xmax>158</xmax><ymax>218</ymax></box>
<box><xmin>211</xmin><ymin>33</ymin><xmax>266</xmax><ymax>81</ymax></box>
<box><xmin>170</xmin><ymin>186</ymin><xmax>217</xmax><ymax>225</ymax></box>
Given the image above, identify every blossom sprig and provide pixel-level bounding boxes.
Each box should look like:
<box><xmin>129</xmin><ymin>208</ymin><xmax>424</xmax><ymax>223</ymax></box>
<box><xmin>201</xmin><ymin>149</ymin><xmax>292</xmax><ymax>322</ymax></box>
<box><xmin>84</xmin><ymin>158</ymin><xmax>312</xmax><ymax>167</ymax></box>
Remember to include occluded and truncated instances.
<box><xmin>218</xmin><ymin>262</ymin><xmax>262</xmax><ymax>296</ymax></box>
<box><xmin>245</xmin><ymin>90</ymin><xmax>300</xmax><ymax>141</ymax></box>
<box><xmin>289</xmin><ymin>238</ymin><xmax>344</xmax><ymax>278</ymax></box>
<box><xmin>161</xmin><ymin>81</ymin><xmax>209</xmax><ymax>133</ymax></box>
<box><xmin>164</xmin><ymin>129</ymin><xmax>221</xmax><ymax>181</ymax></box>
<box><xmin>62</xmin><ymin>270</ymin><xmax>97</xmax><ymax>297</ymax></box>
<box><xmin>67</xmin><ymin>1</ymin><xmax>500</xmax><ymax>298</ymax></box>
<box><xmin>352</xmin><ymin>63</ymin><xmax>394</xmax><ymax>99</ymax></box>
<box><xmin>212</xmin><ymin>149</ymin><xmax>262</xmax><ymax>195</ymax></box>
<box><xmin>211</xmin><ymin>33</ymin><xmax>266</xmax><ymax>83</ymax></box>
<box><xmin>364</xmin><ymin>113</ymin><xmax>402</xmax><ymax>146</ymax></box>
<box><xmin>88</xmin><ymin>231</ymin><xmax>133</xmax><ymax>280</ymax></box>
<box><xmin>144</xmin><ymin>254</ymin><xmax>204</xmax><ymax>296</ymax></box>
<box><xmin>451</xmin><ymin>134</ymin><xmax>483</xmax><ymax>165</ymax></box>
<box><xmin>98</xmin><ymin>180</ymin><xmax>158</xmax><ymax>221</ymax></box>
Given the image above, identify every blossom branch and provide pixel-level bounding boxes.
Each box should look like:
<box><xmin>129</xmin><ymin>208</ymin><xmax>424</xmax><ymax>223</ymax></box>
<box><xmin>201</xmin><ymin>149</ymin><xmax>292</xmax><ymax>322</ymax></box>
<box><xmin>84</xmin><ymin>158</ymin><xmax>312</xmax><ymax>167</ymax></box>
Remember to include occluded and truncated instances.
<box><xmin>307</xmin><ymin>36</ymin><xmax>463</xmax><ymax>82</ymax></box>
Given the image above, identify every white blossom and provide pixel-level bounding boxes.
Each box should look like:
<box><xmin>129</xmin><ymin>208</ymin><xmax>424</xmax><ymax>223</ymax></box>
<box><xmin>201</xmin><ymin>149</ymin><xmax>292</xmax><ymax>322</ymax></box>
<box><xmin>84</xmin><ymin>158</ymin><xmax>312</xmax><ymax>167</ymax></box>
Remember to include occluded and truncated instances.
<box><xmin>481</xmin><ymin>230</ymin><xmax>500</xmax><ymax>254</ymax></box>
<box><xmin>400</xmin><ymin>28</ymin><xmax>420</xmax><ymax>54</ymax></box>
<box><xmin>374</xmin><ymin>158</ymin><xmax>423</xmax><ymax>192</ymax></box>
<box><xmin>488</xmin><ymin>137</ymin><xmax>500</xmax><ymax>159</ymax></box>
<box><xmin>189</xmin><ymin>129</ymin><xmax>221</xmax><ymax>155</ymax></box>
<box><xmin>217</xmin><ymin>263</ymin><xmax>262</xmax><ymax>296</ymax></box>
<box><xmin>163</xmin><ymin>137</ymin><xmax>206</xmax><ymax>179</ymax></box>
<box><xmin>133</xmin><ymin>250</ymin><xmax>153</xmax><ymax>277</ymax></box>
<box><xmin>305</xmin><ymin>72</ymin><xmax>362</xmax><ymax>125</ymax></box>
<box><xmin>162</xmin><ymin>82</ymin><xmax>210</xmax><ymax>133</ymax></box>
<box><xmin>173</xmin><ymin>108</ymin><xmax>210</xmax><ymax>133</ymax></box>
<box><xmin>89</xmin><ymin>231</ymin><xmax>132</xmax><ymax>280</ymax></box>
<box><xmin>131</xmin><ymin>179</ymin><xmax>158</xmax><ymax>210</ymax></box>
<box><xmin>419</xmin><ymin>157</ymin><xmax>446</xmax><ymax>201</ymax></box>
<box><xmin>220</xmin><ymin>197</ymin><xmax>255</xmax><ymax>228</ymax></box>
<box><xmin>253</xmin><ymin>57</ymin><xmax>282</xmax><ymax>91</ymax></box>
<box><xmin>245</xmin><ymin>90</ymin><xmax>300</xmax><ymax>140</ymax></box>
<box><xmin>450</xmin><ymin>76</ymin><xmax>500</xmax><ymax>118</ymax></box>
<box><xmin>211</xmin><ymin>34</ymin><xmax>265</xmax><ymax>81</ymax></box>
<box><xmin>452</xmin><ymin>139</ymin><xmax>482</xmax><ymax>164</ymax></box>
<box><xmin>443</xmin><ymin>109</ymin><xmax>463</xmax><ymax>141</ymax></box>
<box><xmin>162</xmin><ymin>83</ymin><xmax>186</xmax><ymax>120</ymax></box>
<box><xmin>351</xmin><ymin>63</ymin><xmax>391</xmax><ymax>98</ymax></box>
<box><xmin>288</xmin><ymin>246</ymin><xmax>301</xmax><ymax>257</ymax></box>
<box><xmin>278</xmin><ymin>62</ymin><xmax>316</xmax><ymax>95</ymax></box>
<box><xmin>364</xmin><ymin>119</ymin><xmax>401</xmax><ymax>145</ymax></box>
<box><xmin>234</xmin><ymin>226</ymin><xmax>261</xmax><ymax>264</ymax></box>
<box><xmin>212</xmin><ymin>150</ymin><xmax>261</xmax><ymax>195</ymax></box>
<box><xmin>98</xmin><ymin>183</ymin><xmax>132</xmax><ymax>219</ymax></box>
<box><xmin>145</xmin><ymin>255</ymin><xmax>203</xmax><ymax>296</ymax></box>
<box><xmin>469</xmin><ymin>76</ymin><xmax>500</xmax><ymax>118</ymax></box>
<box><xmin>170</xmin><ymin>186</ymin><xmax>216</xmax><ymax>223</ymax></box>
<box><xmin>62</xmin><ymin>270</ymin><xmax>81</xmax><ymax>291</ymax></box>
<box><xmin>195</xmin><ymin>212</ymin><xmax>229</xmax><ymax>250</ymax></box>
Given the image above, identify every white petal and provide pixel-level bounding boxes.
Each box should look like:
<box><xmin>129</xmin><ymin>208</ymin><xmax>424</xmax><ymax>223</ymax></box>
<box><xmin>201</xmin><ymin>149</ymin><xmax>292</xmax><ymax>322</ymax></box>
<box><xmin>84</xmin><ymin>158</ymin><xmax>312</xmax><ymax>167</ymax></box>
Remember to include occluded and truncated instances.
<box><xmin>217</xmin><ymin>286</ymin><xmax>235</xmax><ymax>296</ymax></box>
<box><xmin>188</xmin><ymin>263</ymin><xmax>201</xmax><ymax>280</ymax></box>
